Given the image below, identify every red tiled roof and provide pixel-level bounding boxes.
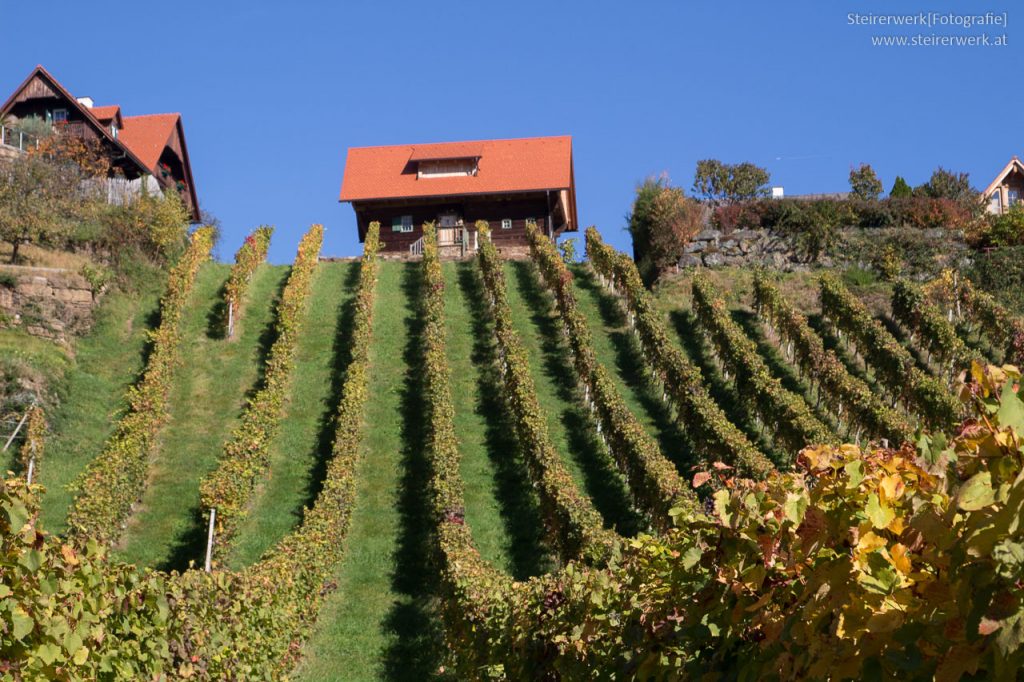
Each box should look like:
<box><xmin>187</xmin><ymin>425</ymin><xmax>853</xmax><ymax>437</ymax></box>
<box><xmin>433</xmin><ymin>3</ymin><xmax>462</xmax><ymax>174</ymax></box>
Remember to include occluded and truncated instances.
<box><xmin>407</xmin><ymin>141</ymin><xmax>484</xmax><ymax>162</ymax></box>
<box><xmin>339</xmin><ymin>135</ymin><xmax>573</xmax><ymax>202</ymax></box>
<box><xmin>118</xmin><ymin>114</ymin><xmax>179</xmax><ymax>171</ymax></box>
<box><xmin>90</xmin><ymin>105</ymin><xmax>121</xmax><ymax>121</ymax></box>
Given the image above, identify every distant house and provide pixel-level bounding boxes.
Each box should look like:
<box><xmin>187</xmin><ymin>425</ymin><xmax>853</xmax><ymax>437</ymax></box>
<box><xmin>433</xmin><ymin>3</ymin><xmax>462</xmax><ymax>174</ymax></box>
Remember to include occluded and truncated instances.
<box><xmin>982</xmin><ymin>157</ymin><xmax>1024</xmax><ymax>215</ymax></box>
<box><xmin>0</xmin><ymin>65</ymin><xmax>200</xmax><ymax>221</ymax></box>
<box><xmin>339</xmin><ymin>136</ymin><xmax>577</xmax><ymax>256</ymax></box>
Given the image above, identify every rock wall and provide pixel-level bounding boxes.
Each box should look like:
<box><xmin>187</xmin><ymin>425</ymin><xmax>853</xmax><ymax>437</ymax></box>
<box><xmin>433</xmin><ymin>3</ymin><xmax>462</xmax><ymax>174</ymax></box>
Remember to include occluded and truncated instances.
<box><xmin>679</xmin><ymin>229</ymin><xmax>802</xmax><ymax>269</ymax></box>
<box><xmin>0</xmin><ymin>265</ymin><xmax>99</xmax><ymax>342</ymax></box>
<box><xmin>678</xmin><ymin>227</ymin><xmax>971</xmax><ymax>277</ymax></box>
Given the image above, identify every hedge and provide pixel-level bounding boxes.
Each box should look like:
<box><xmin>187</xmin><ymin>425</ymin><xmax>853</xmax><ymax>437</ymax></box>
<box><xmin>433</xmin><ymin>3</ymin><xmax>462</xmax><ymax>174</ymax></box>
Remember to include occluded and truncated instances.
<box><xmin>819</xmin><ymin>273</ymin><xmax>961</xmax><ymax>429</ymax></box>
<box><xmin>199</xmin><ymin>224</ymin><xmax>322</xmax><ymax>560</ymax></box>
<box><xmin>66</xmin><ymin>227</ymin><xmax>215</xmax><ymax>546</ymax></box>
<box><xmin>525</xmin><ymin>222</ymin><xmax>697</xmax><ymax>529</ymax></box>
<box><xmin>891</xmin><ymin>278</ymin><xmax>972</xmax><ymax>381</ymax></box>
<box><xmin>586</xmin><ymin>228</ymin><xmax>774</xmax><ymax>479</ymax></box>
<box><xmin>690</xmin><ymin>272</ymin><xmax>837</xmax><ymax>454</ymax></box>
<box><xmin>753</xmin><ymin>272</ymin><xmax>914</xmax><ymax>445</ymax></box>
<box><xmin>223</xmin><ymin>225</ymin><xmax>273</xmax><ymax>337</ymax></box>
<box><xmin>476</xmin><ymin>222</ymin><xmax>617</xmax><ymax>564</ymax></box>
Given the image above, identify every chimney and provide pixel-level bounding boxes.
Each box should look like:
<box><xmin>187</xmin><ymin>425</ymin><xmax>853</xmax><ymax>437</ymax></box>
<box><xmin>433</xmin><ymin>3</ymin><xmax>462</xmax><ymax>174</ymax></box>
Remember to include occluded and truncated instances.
<box><xmin>76</xmin><ymin>96</ymin><xmax>94</xmax><ymax>109</ymax></box>
<box><xmin>771</xmin><ymin>186</ymin><xmax>785</xmax><ymax>199</ymax></box>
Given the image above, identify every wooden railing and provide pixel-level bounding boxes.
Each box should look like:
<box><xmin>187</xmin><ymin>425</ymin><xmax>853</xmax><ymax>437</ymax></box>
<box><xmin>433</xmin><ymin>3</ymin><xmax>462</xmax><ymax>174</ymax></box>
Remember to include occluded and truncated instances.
<box><xmin>0</xmin><ymin>125</ymin><xmax>40</xmax><ymax>152</ymax></box>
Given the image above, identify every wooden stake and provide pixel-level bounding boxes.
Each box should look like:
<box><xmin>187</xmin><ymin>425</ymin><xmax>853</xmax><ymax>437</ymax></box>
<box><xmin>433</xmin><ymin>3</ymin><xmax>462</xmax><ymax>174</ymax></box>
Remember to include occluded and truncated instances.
<box><xmin>3</xmin><ymin>404</ymin><xmax>33</xmax><ymax>452</ymax></box>
<box><xmin>205</xmin><ymin>508</ymin><xmax>216</xmax><ymax>572</ymax></box>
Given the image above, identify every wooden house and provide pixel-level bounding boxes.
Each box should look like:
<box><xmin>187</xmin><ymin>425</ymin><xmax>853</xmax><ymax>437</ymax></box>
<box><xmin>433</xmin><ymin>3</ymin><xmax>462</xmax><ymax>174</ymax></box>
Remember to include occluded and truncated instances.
<box><xmin>339</xmin><ymin>136</ymin><xmax>577</xmax><ymax>257</ymax></box>
<box><xmin>0</xmin><ymin>65</ymin><xmax>200</xmax><ymax>221</ymax></box>
<box><xmin>982</xmin><ymin>156</ymin><xmax>1024</xmax><ymax>215</ymax></box>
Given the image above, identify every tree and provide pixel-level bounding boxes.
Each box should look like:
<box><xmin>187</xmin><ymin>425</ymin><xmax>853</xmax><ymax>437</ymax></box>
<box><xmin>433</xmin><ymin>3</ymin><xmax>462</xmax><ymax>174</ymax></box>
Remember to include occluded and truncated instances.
<box><xmin>628</xmin><ymin>175</ymin><xmax>705</xmax><ymax>283</ymax></box>
<box><xmin>890</xmin><ymin>176</ymin><xmax>912</xmax><ymax>198</ymax></box>
<box><xmin>692</xmin><ymin>159</ymin><xmax>770</xmax><ymax>205</ymax></box>
<box><xmin>848</xmin><ymin>163</ymin><xmax>883</xmax><ymax>200</ymax></box>
<box><xmin>0</xmin><ymin>154</ymin><xmax>85</xmax><ymax>262</ymax></box>
<box><xmin>919</xmin><ymin>167</ymin><xmax>978</xmax><ymax>204</ymax></box>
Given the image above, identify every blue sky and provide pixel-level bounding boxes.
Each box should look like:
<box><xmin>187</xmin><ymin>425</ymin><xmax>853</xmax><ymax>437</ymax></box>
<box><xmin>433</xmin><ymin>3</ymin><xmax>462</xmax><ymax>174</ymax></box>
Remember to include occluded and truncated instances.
<box><xmin>4</xmin><ymin>0</ymin><xmax>1019</xmax><ymax>262</ymax></box>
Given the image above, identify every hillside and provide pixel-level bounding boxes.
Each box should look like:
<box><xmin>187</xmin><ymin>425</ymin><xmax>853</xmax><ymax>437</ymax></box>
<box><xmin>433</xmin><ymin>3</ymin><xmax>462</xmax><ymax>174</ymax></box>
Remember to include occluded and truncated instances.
<box><xmin>4</xmin><ymin>223</ymin><xmax>1024</xmax><ymax>679</ymax></box>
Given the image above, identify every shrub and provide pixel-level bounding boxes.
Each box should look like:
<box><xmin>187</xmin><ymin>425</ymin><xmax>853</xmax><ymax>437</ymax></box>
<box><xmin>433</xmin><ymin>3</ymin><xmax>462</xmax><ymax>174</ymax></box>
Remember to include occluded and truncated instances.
<box><xmin>981</xmin><ymin>204</ymin><xmax>1024</xmax><ymax>248</ymax></box>
<box><xmin>627</xmin><ymin>175</ymin><xmax>705</xmax><ymax>283</ymax></box>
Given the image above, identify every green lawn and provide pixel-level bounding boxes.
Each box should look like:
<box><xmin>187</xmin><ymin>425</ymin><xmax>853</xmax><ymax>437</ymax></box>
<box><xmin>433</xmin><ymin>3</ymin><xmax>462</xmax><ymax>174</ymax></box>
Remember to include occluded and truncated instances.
<box><xmin>571</xmin><ymin>265</ymin><xmax>700</xmax><ymax>476</ymax></box>
<box><xmin>229</xmin><ymin>261</ymin><xmax>360</xmax><ymax>569</ymax></box>
<box><xmin>502</xmin><ymin>260</ymin><xmax>643</xmax><ymax>537</ymax></box>
<box><xmin>38</xmin><ymin>278</ymin><xmax>164</xmax><ymax>534</ymax></box>
<box><xmin>295</xmin><ymin>261</ymin><xmax>444</xmax><ymax>682</ymax></box>
<box><xmin>444</xmin><ymin>261</ymin><xmax>553</xmax><ymax>579</ymax></box>
<box><xmin>115</xmin><ymin>263</ymin><xmax>288</xmax><ymax>569</ymax></box>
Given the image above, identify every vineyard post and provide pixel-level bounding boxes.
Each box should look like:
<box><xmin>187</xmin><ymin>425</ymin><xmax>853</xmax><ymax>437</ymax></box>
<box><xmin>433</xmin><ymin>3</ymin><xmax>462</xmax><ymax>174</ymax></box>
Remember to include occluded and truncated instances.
<box><xmin>205</xmin><ymin>508</ymin><xmax>216</xmax><ymax>572</ymax></box>
<box><xmin>3</xmin><ymin>401</ymin><xmax>34</xmax><ymax>452</ymax></box>
<box><xmin>227</xmin><ymin>301</ymin><xmax>235</xmax><ymax>339</ymax></box>
<box><xmin>26</xmin><ymin>442</ymin><xmax>35</xmax><ymax>485</ymax></box>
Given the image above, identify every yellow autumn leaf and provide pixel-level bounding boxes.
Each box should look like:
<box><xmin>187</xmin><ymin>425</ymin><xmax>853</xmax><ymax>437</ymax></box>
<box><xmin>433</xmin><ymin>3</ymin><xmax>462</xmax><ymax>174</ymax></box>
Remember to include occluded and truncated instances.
<box><xmin>887</xmin><ymin>515</ymin><xmax>906</xmax><ymax>535</ymax></box>
<box><xmin>888</xmin><ymin>543</ymin><xmax>912</xmax><ymax>574</ymax></box>
<box><xmin>879</xmin><ymin>474</ymin><xmax>905</xmax><ymax>502</ymax></box>
<box><xmin>857</xmin><ymin>530</ymin><xmax>887</xmax><ymax>555</ymax></box>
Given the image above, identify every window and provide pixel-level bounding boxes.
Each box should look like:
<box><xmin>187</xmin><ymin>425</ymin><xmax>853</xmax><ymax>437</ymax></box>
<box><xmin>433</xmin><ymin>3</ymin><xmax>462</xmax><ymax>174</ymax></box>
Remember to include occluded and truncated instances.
<box><xmin>1010</xmin><ymin>188</ymin><xmax>1021</xmax><ymax>207</ymax></box>
<box><xmin>52</xmin><ymin>109</ymin><xmax>68</xmax><ymax>123</ymax></box>
<box><xmin>501</xmin><ymin>218</ymin><xmax>513</xmax><ymax>230</ymax></box>
<box><xmin>439</xmin><ymin>213</ymin><xmax>458</xmax><ymax>228</ymax></box>
<box><xmin>392</xmin><ymin>215</ymin><xmax>413</xmax><ymax>233</ymax></box>
<box><xmin>110</xmin><ymin>125</ymin><xmax>118</xmax><ymax>139</ymax></box>
<box><xmin>524</xmin><ymin>218</ymin><xmax>535</xmax><ymax>228</ymax></box>
<box><xmin>417</xmin><ymin>158</ymin><xmax>478</xmax><ymax>178</ymax></box>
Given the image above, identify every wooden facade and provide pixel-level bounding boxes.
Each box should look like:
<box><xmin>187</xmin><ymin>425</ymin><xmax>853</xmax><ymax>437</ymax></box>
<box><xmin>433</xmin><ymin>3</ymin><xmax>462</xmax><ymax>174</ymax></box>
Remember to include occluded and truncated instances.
<box><xmin>0</xmin><ymin>66</ymin><xmax>200</xmax><ymax>220</ymax></box>
<box><xmin>983</xmin><ymin>157</ymin><xmax>1024</xmax><ymax>215</ymax></box>
<box><xmin>340</xmin><ymin>136</ymin><xmax>577</xmax><ymax>256</ymax></box>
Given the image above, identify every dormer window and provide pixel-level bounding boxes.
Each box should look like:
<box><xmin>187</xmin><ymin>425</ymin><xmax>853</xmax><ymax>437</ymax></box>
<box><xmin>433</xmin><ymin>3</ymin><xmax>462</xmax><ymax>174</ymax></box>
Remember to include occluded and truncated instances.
<box><xmin>417</xmin><ymin>158</ymin><xmax>478</xmax><ymax>178</ymax></box>
<box><xmin>110</xmin><ymin>125</ymin><xmax>118</xmax><ymax>138</ymax></box>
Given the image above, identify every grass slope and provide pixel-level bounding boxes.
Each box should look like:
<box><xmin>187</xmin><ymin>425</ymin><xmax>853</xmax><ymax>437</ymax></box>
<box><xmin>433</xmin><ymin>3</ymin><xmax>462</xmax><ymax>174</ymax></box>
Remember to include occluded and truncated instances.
<box><xmin>445</xmin><ymin>261</ymin><xmax>553</xmax><ymax>579</ymax></box>
<box><xmin>114</xmin><ymin>263</ymin><xmax>288</xmax><ymax>569</ymax></box>
<box><xmin>295</xmin><ymin>262</ymin><xmax>444</xmax><ymax>682</ymax></box>
<box><xmin>38</xmin><ymin>278</ymin><xmax>164</xmax><ymax>534</ymax></box>
<box><xmin>503</xmin><ymin>260</ymin><xmax>643</xmax><ymax>537</ymax></box>
<box><xmin>229</xmin><ymin>261</ymin><xmax>360</xmax><ymax>569</ymax></box>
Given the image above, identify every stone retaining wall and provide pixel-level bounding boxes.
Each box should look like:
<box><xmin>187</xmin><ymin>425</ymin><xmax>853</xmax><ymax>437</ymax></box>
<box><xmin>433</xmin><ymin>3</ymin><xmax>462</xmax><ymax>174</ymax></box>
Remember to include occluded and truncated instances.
<box><xmin>678</xmin><ymin>226</ymin><xmax>971</xmax><ymax>277</ymax></box>
<box><xmin>0</xmin><ymin>265</ymin><xmax>99</xmax><ymax>342</ymax></box>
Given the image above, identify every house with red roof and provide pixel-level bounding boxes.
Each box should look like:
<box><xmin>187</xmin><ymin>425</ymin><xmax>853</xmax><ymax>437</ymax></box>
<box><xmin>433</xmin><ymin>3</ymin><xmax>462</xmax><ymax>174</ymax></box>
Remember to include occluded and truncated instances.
<box><xmin>0</xmin><ymin>66</ymin><xmax>199</xmax><ymax>221</ymax></box>
<box><xmin>339</xmin><ymin>136</ymin><xmax>577</xmax><ymax>257</ymax></box>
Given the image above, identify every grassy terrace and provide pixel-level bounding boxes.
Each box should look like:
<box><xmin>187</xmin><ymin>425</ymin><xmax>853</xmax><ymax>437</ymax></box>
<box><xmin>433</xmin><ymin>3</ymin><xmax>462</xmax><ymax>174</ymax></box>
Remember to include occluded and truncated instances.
<box><xmin>503</xmin><ymin>260</ymin><xmax>643</xmax><ymax>537</ymax></box>
<box><xmin>228</xmin><ymin>261</ymin><xmax>360</xmax><ymax>569</ymax></box>
<box><xmin>295</xmin><ymin>262</ymin><xmax>443</xmax><ymax>682</ymax></box>
<box><xmin>38</xmin><ymin>275</ymin><xmax>164</xmax><ymax>534</ymax></box>
<box><xmin>115</xmin><ymin>263</ymin><xmax>288</xmax><ymax>569</ymax></box>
